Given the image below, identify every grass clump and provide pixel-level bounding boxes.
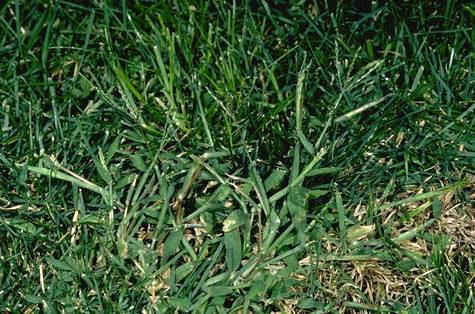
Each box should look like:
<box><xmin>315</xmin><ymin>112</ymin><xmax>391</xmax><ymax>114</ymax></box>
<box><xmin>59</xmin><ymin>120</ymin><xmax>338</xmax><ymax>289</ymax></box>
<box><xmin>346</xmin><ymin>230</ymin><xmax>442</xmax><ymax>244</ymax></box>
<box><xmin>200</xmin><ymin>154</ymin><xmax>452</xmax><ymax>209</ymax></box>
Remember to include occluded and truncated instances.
<box><xmin>0</xmin><ymin>1</ymin><xmax>474</xmax><ymax>313</ymax></box>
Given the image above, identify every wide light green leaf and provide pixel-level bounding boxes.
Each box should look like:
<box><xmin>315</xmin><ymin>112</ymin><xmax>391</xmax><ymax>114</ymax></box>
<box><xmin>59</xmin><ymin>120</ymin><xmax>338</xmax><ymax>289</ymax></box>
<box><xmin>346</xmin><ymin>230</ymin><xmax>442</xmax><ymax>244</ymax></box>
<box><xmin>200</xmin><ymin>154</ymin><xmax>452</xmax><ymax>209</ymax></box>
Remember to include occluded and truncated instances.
<box><xmin>287</xmin><ymin>186</ymin><xmax>309</xmax><ymax>243</ymax></box>
<box><xmin>224</xmin><ymin>229</ymin><xmax>242</xmax><ymax>272</ymax></box>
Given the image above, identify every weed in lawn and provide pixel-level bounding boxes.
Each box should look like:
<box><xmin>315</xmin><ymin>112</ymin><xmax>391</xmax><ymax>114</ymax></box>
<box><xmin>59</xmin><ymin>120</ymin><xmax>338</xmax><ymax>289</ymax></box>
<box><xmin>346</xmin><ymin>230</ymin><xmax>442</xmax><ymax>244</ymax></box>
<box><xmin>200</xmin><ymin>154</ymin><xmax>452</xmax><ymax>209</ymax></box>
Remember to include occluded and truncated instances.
<box><xmin>0</xmin><ymin>1</ymin><xmax>474</xmax><ymax>313</ymax></box>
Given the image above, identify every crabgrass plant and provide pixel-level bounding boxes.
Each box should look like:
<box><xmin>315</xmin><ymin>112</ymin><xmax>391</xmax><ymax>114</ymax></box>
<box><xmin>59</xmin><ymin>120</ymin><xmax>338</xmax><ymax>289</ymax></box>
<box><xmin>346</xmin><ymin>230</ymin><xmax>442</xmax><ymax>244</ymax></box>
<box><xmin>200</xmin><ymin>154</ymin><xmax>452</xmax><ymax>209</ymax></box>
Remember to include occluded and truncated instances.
<box><xmin>1</xmin><ymin>1</ymin><xmax>474</xmax><ymax>313</ymax></box>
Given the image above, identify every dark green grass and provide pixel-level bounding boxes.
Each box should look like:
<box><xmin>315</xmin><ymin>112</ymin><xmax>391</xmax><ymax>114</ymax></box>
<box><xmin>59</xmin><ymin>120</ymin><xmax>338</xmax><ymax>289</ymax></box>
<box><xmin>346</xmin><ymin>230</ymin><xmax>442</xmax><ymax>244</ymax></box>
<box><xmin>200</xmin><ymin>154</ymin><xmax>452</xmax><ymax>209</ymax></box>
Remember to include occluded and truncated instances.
<box><xmin>1</xmin><ymin>1</ymin><xmax>474</xmax><ymax>312</ymax></box>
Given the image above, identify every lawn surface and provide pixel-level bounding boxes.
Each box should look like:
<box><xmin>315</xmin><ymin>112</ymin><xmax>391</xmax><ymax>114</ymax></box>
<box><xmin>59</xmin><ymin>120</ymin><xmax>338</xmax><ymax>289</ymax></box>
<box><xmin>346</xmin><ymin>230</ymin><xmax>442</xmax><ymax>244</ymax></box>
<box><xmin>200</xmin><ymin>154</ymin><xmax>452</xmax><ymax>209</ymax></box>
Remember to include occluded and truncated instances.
<box><xmin>1</xmin><ymin>1</ymin><xmax>474</xmax><ymax>313</ymax></box>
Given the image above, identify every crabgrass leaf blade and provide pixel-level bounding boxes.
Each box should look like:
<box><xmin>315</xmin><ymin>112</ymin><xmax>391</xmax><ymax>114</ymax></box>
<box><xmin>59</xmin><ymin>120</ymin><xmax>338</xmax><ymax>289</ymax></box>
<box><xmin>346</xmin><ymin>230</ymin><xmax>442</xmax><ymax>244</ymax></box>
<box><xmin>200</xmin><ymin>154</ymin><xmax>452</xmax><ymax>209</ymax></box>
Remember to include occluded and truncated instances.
<box><xmin>264</xmin><ymin>168</ymin><xmax>287</xmax><ymax>192</ymax></box>
<box><xmin>45</xmin><ymin>257</ymin><xmax>72</xmax><ymax>272</ymax></box>
<box><xmin>162</xmin><ymin>230</ymin><xmax>183</xmax><ymax>266</ymax></box>
<box><xmin>27</xmin><ymin>166</ymin><xmax>105</xmax><ymax>195</ymax></box>
<box><xmin>307</xmin><ymin>167</ymin><xmax>342</xmax><ymax>177</ymax></box>
<box><xmin>287</xmin><ymin>186</ymin><xmax>309</xmax><ymax>244</ymax></box>
<box><xmin>92</xmin><ymin>155</ymin><xmax>112</xmax><ymax>184</ymax></box>
<box><xmin>432</xmin><ymin>198</ymin><xmax>442</xmax><ymax>219</ymax></box>
<box><xmin>205</xmin><ymin>286</ymin><xmax>234</xmax><ymax>297</ymax></box>
<box><xmin>335</xmin><ymin>94</ymin><xmax>393</xmax><ymax>123</ymax></box>
<box><xmin>224</xmin><ymin>229</ymin><xmax>242</xmax><ymax>272</ymax></box>
<box><xmin>222</xmin><ymin>210</ymin><xmax>246</xmax><ymax>232</ymax></box>
<box><xmin>336</xmin><ymin>189</ymin><xmax>347</xmax><ymax>250</ymax></box>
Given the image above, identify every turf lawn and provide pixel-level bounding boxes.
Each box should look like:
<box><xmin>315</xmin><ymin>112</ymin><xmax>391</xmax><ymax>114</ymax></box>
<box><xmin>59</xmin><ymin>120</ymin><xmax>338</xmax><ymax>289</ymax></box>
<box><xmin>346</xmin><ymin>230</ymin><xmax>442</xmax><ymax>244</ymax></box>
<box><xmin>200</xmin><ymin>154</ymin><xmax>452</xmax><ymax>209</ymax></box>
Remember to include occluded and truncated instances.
<box><xmin>0</xmin><ymin>1</ymin><xmax>474</xmax><ymax>313</ymax></box>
